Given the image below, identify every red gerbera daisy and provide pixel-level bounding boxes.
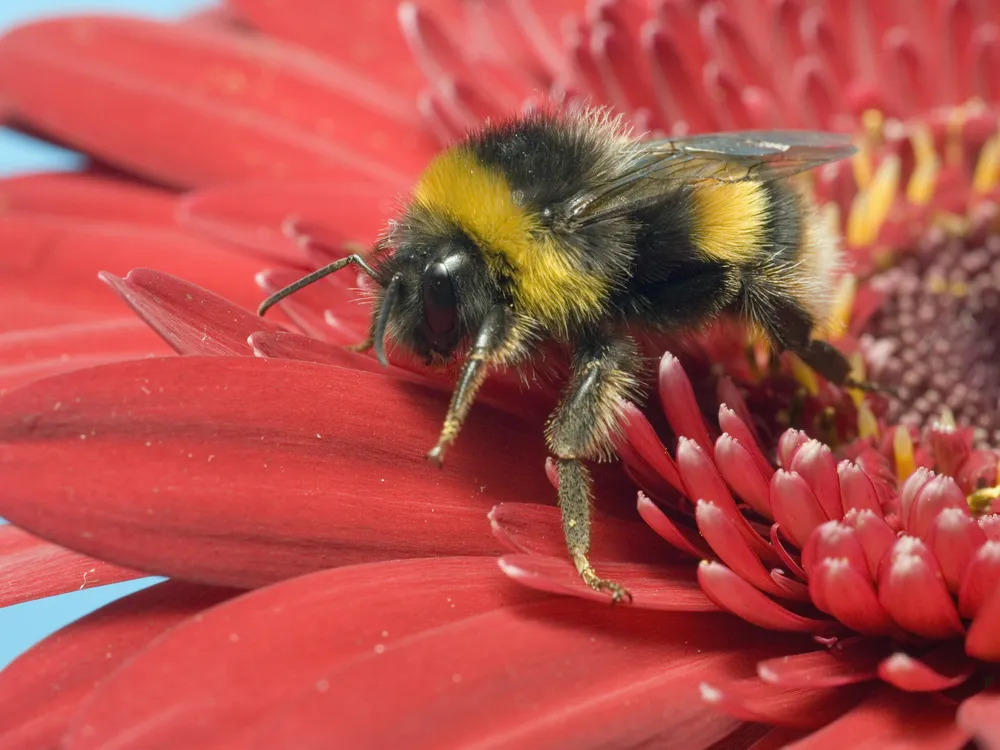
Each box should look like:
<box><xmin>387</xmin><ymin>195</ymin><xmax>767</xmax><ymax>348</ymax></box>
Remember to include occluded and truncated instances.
<box><xmin>1</xmin><ymin>2</ymin><xmax>999</xmax><ymax>748</ymax></box>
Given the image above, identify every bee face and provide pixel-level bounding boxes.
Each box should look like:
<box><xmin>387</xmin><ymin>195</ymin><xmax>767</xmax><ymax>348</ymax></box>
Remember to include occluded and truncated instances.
<box><xmin>375</xmin><ymin>236</ymin><xmax>499</xmax><ymax>364</ymax></box>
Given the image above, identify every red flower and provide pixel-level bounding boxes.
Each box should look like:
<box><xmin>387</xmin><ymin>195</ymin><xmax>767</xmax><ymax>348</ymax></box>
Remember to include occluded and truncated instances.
<box><xmin>1</xmin><ymin>2</ymin><xmax>999</xmax><ymax>748</ymax></box>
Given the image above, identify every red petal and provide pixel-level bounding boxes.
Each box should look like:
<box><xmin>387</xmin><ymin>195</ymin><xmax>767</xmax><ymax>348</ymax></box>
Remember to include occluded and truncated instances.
<box><xmin>658</xmin><ymin>352</ymin><xmax>713</xmax><ymax>453</ymax></box>
<box><xmin>790</xmin><ymin>440</ymin><xmax>842</xmax><ymax>521</ymax></box>
<box><xmin>981</xmin><ymin>514</ymin><xmax>1000</xmax><ymax>541</ymax></box>
<box><xmin>837</xmin><ymin>460</ymin><xmax>882</xmax><ymax>516</ymax></box>
<box><xmin>251</xmin><ymin>604</ymin><xmax>790</xmax><ymax>750</ymax></box>
<box><xmin>0</xmin><ymin>525</ymin><xmax>141</xmax><ymax>607</ymax></box>
<box><xmin>0</xmin><ymin>318</ymin><xmax>163</xmax><ymax>366</ymax></box>
<box><xmin>899</xmin><ymin>466</ymin><xmax>934</xmax><ymax>531</ymax></box>
<box><xmin>808</xmin><ymin>558</ymin><xmax>897</xmax><ymax>636</ymax></box>
<box><xmin>777</xmin><ymin>429</ymin><xmax>809</xmax><ymax>468</ymax></box>
<box><xmin>498</xmin><ymin>554</ymin><xmax>719</xmax><ymax>611</ymax></box>
<box><xmin>784</xmin><ymin>685</ymin><xmax>967</xmax><ymax>749</ymax></box>
<box><xmin>229</xmin><ymin>0</ymin><xmax>431</xmax><ymax>99</ymax></box>
<box><xmin>703</xmin><ymin>60</ymin><xmax>753</xmax><ymax>129</ymax></box>
<box><xmin>907</xmin><ymin>474</ymin><xmax>967</xmax><ymax>540</ymax></box>
<box><xmin>255</xmin><ymin>266</ymin><xmax>364</xmax><ymax>344</ymax></box>
<box><xmin>101</xmin><ymin>269</ymin><xmax>286</xmax><ymax>356</ymax></box>
<box><xmin>770</xmin><ymin>470</ymin><xmax>828</xmax><ymax>549</ymax></box>
<box><xmin>926</xmin><ymin>423</ymin><xmax>974</xmax><ymax>478</ymax></box>
<box><xmin>0</xmin><ymin>356</ymin><xmax>551</xmax><ymax>588</ymax></box>
<box><xmin>618</xmin><ymin>401</ymin><xmax>683</xmax><ymax>492</ymax></box>
<box><xmin>696</xmin><ymin>500</ymin><xmax>784</xmax><ymax>597</ymax></box>
<box><xmin>748</xmin><ymin>727</ymin><xmax>810</xmax><ymax>749</ymax></box>
<box><xmin>842</xmin><ymin>509</ymin><xmax>897</xmax><ymax>582</ymax></box>
<box><xmin>0</xmin><ymin>215</ymin><xmax>267</xmax><ymax>333</ymax></box>
<box><xmin>697</xmin><ymin>561</ymin><xmax>832</xmax><ymax>633</ymax></box>
<box><xmin>877</xmin><ymin>537</ymin><xmax>965</xmax><ymax>639</ymax></box>
<box><xmin>958</xmin><ymin>541</ymin><xmax>1000</xmax><ymax>619</ymax></box>
<box><xmin>801</xmin><ymin>521</ymin><xmax>869</xmax><ymax>581</ymax></box>
<box><xmin>488</xmin><ymin>502</ymin><xmax>671</xmax><ymax>565</ymax></box>
<box><xmin>717</xmin><ymin>401</ymin><xmax>772</xmax><ymax>480</ymax></box>
<box><xmin>714</xmin><ymin>433</ymin><xmax>771</xmax><ymax>517</ymax></box>
<box><xmin>770</xmin><ymin>523</ymin><xmax>808</xmax><ymax>581</ymax></box>
<box><xmin>177</xmin><ymin>177</ymin><xmax>394</xmax><ymax>266</ymax></box>
<box><xmin>0</xmin><ymin>18</ymin><xmax>431</xmax><ymax>187</ymax></box>
<box><xmin>767</xmin><ymin>569</ymin><xmax>810</xmax><ymax>601</ymax></box>
<box><xmin>62</xmin><ymin>558</ymin><xmax>546</xmax><ymax>750</ymax></box>
<box><xmin>956</xmin><ymin>450</ymin><xmax>999</xmax><ymax>496</ymax></box>
<box><xmin>926</xmin><ymin>507</ymin><xmax>987</xmax><ymax>593</ymax></box>
<box><xmin>956</xmin><ymin>687</ymin><xmax>1000</xmax><ymax>748</ymax></box>
<box><xmin>756</xmin><ymin>638</ymin><xmax>887</xmax><ymax>688</ymax></box>
<box><xmin>249</xmin><ymin>329</ymin><xmax>409</xmax><ymax>377</ymax></box>
<box><xmin>0</xmin><ymin>172</ymin><xmax>176</xmax><ymax>225</ymax></box>
<box><xmin>401</xmin><ymin>4</ymin><xmax>525</xmax><ymax>114</ymax></box>
<box><xmin>0</xmin><ymin>318</ymin><xmax>172</xmax><ymax>393</ymax></box>
<box><xmin>876</xmin><ymin>642</ymin><xmax>976</xmax><ymax>692</ymax></box>
<box><xmin>678</xmin><ymin>437</ymin><xmax>776</xmax><ymax>562</ymax></box>
<box><xmin>0</xmin><ymin>581</ymin><xmax>233</xmax><ymax>750</ymax></box>
<box><xmin>699</xmin><ymin>678</ymin><xmax>866</xmax><ymax>729</ymax></box>
<box><xmin>966</xmin><ymin>585</ymin><xmax>1000</xmax><ymax>661</ymax></box>
<box><xmin>637</xmin><ymin>492</ymin><xmax>714</xmax><ymax>559</ymax></box>
<box><xmin>616</xmin><ymin>437</ymin><xmax>682</xmax><ymax>500</ymax></box>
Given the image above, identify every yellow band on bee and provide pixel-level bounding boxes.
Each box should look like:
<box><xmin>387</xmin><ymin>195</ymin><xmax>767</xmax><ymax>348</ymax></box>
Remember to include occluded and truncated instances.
<box><xmin>413</xmin><ymin>147</ymin><xmax>607</xmax><ymax>330</ymax></box>
<box><xmin>689</xmin><ymin>181</ymin><xmax>769</xmax><ymax>264</ymax></box>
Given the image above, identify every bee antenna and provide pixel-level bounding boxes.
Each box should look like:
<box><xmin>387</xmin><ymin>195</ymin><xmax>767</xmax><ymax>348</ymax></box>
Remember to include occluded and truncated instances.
<box><xmin>257</xmin><ymin>254</ymin><xmax>382</xmax><ymax>317</ymax></box>
<box><xmin>373</xmin><ymin>273</ymin><xmax>402</xmax><ymax>367</ymax></box>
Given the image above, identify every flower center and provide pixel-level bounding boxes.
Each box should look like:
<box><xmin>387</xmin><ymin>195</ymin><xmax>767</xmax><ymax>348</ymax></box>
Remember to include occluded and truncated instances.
<box><xmin>863</xmin><ymin>227</ymin><xmax>1000</xmax><ymax>446</ymax></box>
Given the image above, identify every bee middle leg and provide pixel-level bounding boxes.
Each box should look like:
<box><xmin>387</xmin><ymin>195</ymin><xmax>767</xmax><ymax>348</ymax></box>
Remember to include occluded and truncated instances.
<box><xmin>761</xmin><ymin>298</ymin><xmax>864</xmax><ymax>388</ymax></box>
<box><xmin>546</xmin><ymin>334</ymin><xmax>641</xmax><ymax>604</ymax></box>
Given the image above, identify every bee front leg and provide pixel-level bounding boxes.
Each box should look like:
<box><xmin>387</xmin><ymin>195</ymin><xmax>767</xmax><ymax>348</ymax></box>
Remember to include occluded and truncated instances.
<box><xmin>547</xmin><ymin>335</ymin><xmax>641</xmax><ymax>604</ymax></box>
<box><xmin>427</xmin><ymin>306</ymin><xmax>535</xmax><ymax>466</ymax></box>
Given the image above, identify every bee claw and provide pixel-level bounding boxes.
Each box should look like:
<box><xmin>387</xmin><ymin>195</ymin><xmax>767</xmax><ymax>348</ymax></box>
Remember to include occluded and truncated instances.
<box><xmin>601</xmin><ymin>581</ymin><xmax>633</xmax><ymax>606</ymax></box>
<box><xmin>576</xmin><ymin>553</ymin><xmax>632</xmax><ymax>605</ymax></box>
<box><xmin>425</xmin><ymin>445</ymin><xmax>446</xmax><ymax>468</ymax></box>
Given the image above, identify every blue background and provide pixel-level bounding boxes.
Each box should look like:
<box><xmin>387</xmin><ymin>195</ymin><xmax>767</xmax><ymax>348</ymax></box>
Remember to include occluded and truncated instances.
<box><xmin>0</xmin><ymin>0</ymin><xmax>210</xmax><ymax>669</ymax></box>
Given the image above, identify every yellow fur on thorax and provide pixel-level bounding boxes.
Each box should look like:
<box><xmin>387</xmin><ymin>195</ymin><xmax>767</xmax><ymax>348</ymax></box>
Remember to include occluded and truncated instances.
<box><xmin>412</xmin><ymin>147</ymin><xmax>607</xmax><ymax>331</ymax></box>
<box><xmin>689</xmin><ymin>182</ymin><xmax>769</xmax><ymax>263</ymax></box>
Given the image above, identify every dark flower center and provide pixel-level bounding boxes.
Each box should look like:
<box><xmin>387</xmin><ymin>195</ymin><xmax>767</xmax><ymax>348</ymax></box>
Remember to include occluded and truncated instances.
<box><xmin>864</xmin><ymin>229</ymin><xmax>1000</xmax><ymax>446</ymax></box>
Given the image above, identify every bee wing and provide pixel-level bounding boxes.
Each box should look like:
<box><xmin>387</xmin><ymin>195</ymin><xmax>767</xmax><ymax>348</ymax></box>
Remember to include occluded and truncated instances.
<box><xmin>569</xmin><ymin>130</ymin><xmax>856</xmax><ymax>224</ymax></box>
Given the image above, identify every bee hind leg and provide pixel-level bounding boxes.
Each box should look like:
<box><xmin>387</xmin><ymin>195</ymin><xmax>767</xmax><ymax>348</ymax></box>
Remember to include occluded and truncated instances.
<box><xmin>547</xmin><ymin>335</ymin><xmax>641</xmax><ymax>605</ymax></box>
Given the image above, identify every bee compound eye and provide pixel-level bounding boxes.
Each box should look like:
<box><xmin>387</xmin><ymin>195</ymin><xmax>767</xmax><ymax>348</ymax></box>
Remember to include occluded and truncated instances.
<box><xmin>423</xmin><ymin>261</ymin><xmax>457</xmax><ymax>336</ymax></box>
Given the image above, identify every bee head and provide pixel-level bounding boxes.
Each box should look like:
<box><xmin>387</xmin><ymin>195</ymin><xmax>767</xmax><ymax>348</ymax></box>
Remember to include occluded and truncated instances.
<box><xmin>373</xmin><ymin>234</ymin><xmax>497</xmax><ymax>365</ymax></box>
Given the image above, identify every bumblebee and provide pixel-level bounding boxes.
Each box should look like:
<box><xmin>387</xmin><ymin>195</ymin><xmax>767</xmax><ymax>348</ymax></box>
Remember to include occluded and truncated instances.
<box><xmin>259</xmin><ymin>108</ymin><xmax>858</xmax><ymax>603</ymax></box>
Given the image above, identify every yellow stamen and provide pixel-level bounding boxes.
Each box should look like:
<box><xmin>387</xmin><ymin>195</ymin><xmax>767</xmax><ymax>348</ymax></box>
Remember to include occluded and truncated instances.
<box><xmin>847</xmin><ymin>352</ymin><xmax>866</xmax><ymax>407</ymax></box>
<box><xmin>945</xmin><ymin>106</ymin><xmax>965</xmax><ymax>168</ymax></box>
<box><xmin>906</xmin><ymin>123</ymin><xmax>940</xmax><ymax>206</ymax></box>
<box><xmin>862</xmin><ymin>109</ymin><xmax>885</xmax><ymax>146</ymax></box>
<box><xmin>938</xmin><ymin>407</ymin><xmax>957</xmax><ymax>429</ymax></box>
<box><xmin>857</xmin><ymin>401</ymin><xmax>879</xmax><ymax>440</ymax></box>
<box><xmin>851</xmin><ymin>147</ymin><xmax>873</xmax><ymax>193</ymax></box>
<box><xmin>847</xmin><ymin>155</ymin><xmax>901</xmax><ymax>247</ymax></box>
<box><xmin>967</xmin><ymin>485</ymin><xmax>1000</xmax><ymax>514</ymax></box>
<box><xmin>972</xmin><ymin>134</ymin><xmax>1000</xmax><ymax>196</ymax></box>
<box><xmin>790</xmin><ymin>355</ymin><xmax>819</xmax><ymax>396</ymax></box>
<box><xmin>893</xmin><ymin>426</ymin><xmax>915</xmax><ymax>482</ymax></box>
<box><xmin>928</xmin><ymin>274</ymin><xmax>948</xmax><ymax>294</ymax></box>
<box><xmin>821</xmin><ymin>273</ymin><xmax>856</xmax><ymax>339</ymax></box>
